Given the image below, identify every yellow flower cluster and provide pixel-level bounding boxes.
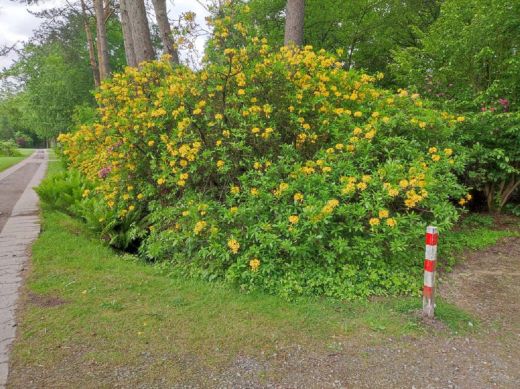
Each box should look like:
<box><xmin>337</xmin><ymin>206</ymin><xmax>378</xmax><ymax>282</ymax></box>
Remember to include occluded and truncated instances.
<box><xmin>193</xmin><ymin>220</ymin><xmax>207</xmax><ymax>235</ymax></box>
<box><xmin>289</xmin><ymin>215</ymin><xmax>299</xmax><ymax>224</ymax></box>
<box><xmin>249</xmin><ymin>258</ymin><xmax>260</xmax><ymax>271</ymax></box>
<box><xmin>227</xmin><ymin>239</ymin><xmax>240</xmax><ymax>254</ymax></box>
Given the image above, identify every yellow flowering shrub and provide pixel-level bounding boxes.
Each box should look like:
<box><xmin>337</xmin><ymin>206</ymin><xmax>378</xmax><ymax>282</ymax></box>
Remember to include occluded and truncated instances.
<box><xmin>59</xmin><ymin>8</ymin><xmax>467</xmax><ymax>299</ymax></box>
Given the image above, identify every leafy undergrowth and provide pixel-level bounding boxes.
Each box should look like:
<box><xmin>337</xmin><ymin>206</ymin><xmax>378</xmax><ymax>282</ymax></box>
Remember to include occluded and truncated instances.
<box><xmin>438</xmin><ymin>213</ymin><xmax>519</xmax><ymax>271</ymax></box>
<box><xmin>10</xmin><ymin>206</ymin><xmax>480</xmax><ymax>386</ymax></box>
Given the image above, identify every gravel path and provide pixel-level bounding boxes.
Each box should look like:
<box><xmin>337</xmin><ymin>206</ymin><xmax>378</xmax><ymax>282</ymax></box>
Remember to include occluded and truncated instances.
<box><xmin>208</xmin><ymin>235</ymin><xmax>520</xmax><ymax>388</ymax></box>
<box><xmin>0</xmin><ymin>150</ymin><xmax>47</xmax><ymax>389</ymax></box>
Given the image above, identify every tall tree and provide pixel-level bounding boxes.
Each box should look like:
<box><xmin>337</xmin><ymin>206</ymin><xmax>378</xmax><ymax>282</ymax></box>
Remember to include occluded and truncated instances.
<box><xmin>119</xmin><ymin>0</ymin><xmax>137</xmax><ymax>67</ymax></box>
<box><xmin>93</xmin><ymin>0</ymin><xmax>111</xmax><ymax>79</ymax></box>
<box><xmin>125</xmin><ymin>0</ymin><xmax>155</xmax><ymax>65</ymax></box>
<box><xmin>80</xmin><ymin>0</ymin><xmax>100</xmax><ymax>87</ymax></box>
<box><xmin>284</xmin><ymin>0</ymin><xmax>304</xmax><ymax>46</ymax></box>
<box><xmin>151</xmin><ymin>0</ymin><xmax>179</xmax><ymax>64</ymax></box>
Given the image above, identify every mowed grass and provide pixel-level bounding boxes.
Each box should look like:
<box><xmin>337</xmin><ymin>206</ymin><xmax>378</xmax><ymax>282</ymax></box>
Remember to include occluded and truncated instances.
<box><xmin>0</xmin><ymin>148</ymin><xmax>34</xmax><ymax>172</ymax></box>
<box><xmin>9</xmin><ymin>161</ymin><xmax>503</xmax><ymax>386</ymax></box>
<box><xmin>11</xmin><ymin>209</ymin><xmax>436</xmax><ymax>386</ymax></box>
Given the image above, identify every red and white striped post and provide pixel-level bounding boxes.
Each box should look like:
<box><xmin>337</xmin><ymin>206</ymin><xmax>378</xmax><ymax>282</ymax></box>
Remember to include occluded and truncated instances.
<box><xmin>423</xmin><ymin>226</ymin><xmax>438</xmax><ymax>318</ymax></box>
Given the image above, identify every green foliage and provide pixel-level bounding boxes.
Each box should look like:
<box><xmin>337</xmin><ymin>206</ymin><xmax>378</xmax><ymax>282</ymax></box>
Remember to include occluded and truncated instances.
<box><xmin>0</xmin><ymin>140</ymin><xmax>21</xmax><ymax>157</ymax></box>
<box><xmin>1</xmin><ymin>12</ymin><xmax>128</xmax><ymax>141</ymax></box>
<box><xmin>391</xmin><ymin>0</ymin><xmax>520</xmax><ymax>109</ymax></box>
<box><xmin>36</xmin><ymin>167</ymin><xmax>145</xmax><ymax>250</ymax></box>
<box><xmin>238</xmin><ymin>0</ymin><xmax>441</xmax><ymax>78</ymax></box>
<box><xmin>458</xmin><ymin>111</ymin><xmax>520</xmax><ymax>211</ymax></box>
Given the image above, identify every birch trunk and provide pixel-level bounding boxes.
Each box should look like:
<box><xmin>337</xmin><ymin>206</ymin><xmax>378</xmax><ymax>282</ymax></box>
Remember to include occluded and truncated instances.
<box><xmin>151</xmin><ymin>0</ymin><xmax>179</xmax><ymax>64</ymax></box>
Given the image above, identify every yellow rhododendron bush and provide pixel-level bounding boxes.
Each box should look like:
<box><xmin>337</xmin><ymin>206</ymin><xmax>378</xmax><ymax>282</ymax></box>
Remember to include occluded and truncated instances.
<box><xmin>59</xmin><ymin>16</ymin><xmax>467</xmax><ymax>298</ymax></box>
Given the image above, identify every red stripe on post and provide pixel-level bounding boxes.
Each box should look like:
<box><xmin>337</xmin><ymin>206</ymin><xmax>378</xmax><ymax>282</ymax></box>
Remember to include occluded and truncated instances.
<box><xmin>424</xmin><ymin>259</ymin><xmax>436</xmax><ymax>272</ymax></box>
<box><xmin>425</xmin><ymin>233</ymin><xmax>438</xmax><ymax>245</ymax></box>
<box><xmin>423</xmin><ymin>285</ymin><xmax>433</xmax><ymax>298</ymax></box>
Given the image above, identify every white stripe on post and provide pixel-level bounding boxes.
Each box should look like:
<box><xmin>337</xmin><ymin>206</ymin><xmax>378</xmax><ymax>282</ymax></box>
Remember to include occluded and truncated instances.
<box><xmin>423</xmin><ymin>226</ymin><xmax>438</xmax><ymax>318</ymax></box>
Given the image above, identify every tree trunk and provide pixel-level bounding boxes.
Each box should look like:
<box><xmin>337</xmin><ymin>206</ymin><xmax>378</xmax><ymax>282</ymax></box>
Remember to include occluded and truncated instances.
<box><xmin>93</xmin><ymin>0</ymin><xmax>111</xmax><ymax>80</ymax></box>
<box><xmin>151</xmin><ymin>0</ymin><xmax>179</xmax><ymax>64</ymax></box>
<box><xmin>120</xmin><ymin>0</ymin><xmax>137</xmax><ymax>67</ymax></box>
<box><xmin>80</xmin><ymin>0</ymin><xmax>100</xmax><ymax>87</ymax></box>
<box><xmin>126</xmin><ymin>0</ymin><xmax>155</xmax><ymax>65</ymax></box>
<box><xmin>284</xmin><ymin>0</ymin><xmax>304</xmax><ymax>46</ymax></box>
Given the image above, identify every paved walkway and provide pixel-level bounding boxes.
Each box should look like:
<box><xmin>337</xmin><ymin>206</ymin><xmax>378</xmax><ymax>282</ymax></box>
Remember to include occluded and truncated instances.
<box><xmin>0</xmin><ymin>150</ymin><xmax>48</xmax><ymax>388</ymax></box>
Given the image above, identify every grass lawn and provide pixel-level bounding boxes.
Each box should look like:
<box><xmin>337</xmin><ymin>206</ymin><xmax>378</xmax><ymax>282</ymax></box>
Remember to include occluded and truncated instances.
<box><xmin>8</xmin><ymin>161</ymin><xmax>517</xmax><ymax>386</ymax></box>
<box><xmin>0</xmin><ymin>148</ymin><xmax>35</xmax><ymax>172</ymax></box>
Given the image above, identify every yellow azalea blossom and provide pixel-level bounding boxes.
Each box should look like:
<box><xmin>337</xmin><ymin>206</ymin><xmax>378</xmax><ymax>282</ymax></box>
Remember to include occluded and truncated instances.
<box><xmin>250</xmin><ymin>188</ymin><xmax>259</xmax><ymax>196</ymax></box>
<box><xmin>249</xmin><ymin>258</ymin><xmax>260</xmax><ymax>272</ymax></box>
<box><xmin>182</xmin><ymin>210</ymin><xmax>190</xmax><ymax>217</ymax></box>
<box><xmin>147</xmin><ymin>140</ymin><xmax>155</xmax><ymax>147</ymax></box>
<box><xmin>294</xmin><ymin>192</ymin><xmax>304</xmax><ymax>202</ymax></box>
<box><xmin>215</xmin><ymin>113</ymin><xmax>223</xmax><ymax>120</ymax></box>
<box><xmin>216</xmin><ymin>160</ymin><xmax>225</xmax><ymax>169</ymax></box>
<box><xmin>428</xmin><ymin>147</ymin><xmax>438</xmax><ymax>154</ymax></box>
<box><xmin>230</xmin><ymin>185</ymin><xmax>240</xmax><ymax>194</ymax></box>
<box><xmin>379</xmin><ymin>209</ymin><xmax>389</xmax><ymax>218</ymax></box>
<box><xmin>386</xmin><ymin>218</ymin><xmax>397</xmax><ymax>227</ymax></box>
<box><xmin>137</xmin><ymin>193</ymin><xmax>144</xmax><ymax>200</ymax></box>
<box><xmin>193</xmin><ymin>221</ymin><xmax>207</xmax><ymax>235</ymax></box>
<box><xmin>157</xmin><ymin>177</ymin><xmax>166</xmax><ymax>185</ymax></box>
<box><xmin>365</xmin><ymin>130</ymin><xmax>376</xmax><ymax>139</ymax></box>
<box><xmin>227</xmin><ymin>239</ymin><xmax>240</xmax><ymax>254</ymax></box>
<box><xmin>466</xmin><ymin>194</ymin><xmax>472</xmax><ymax>201</ymax></box>
<box><xmin>459</xmin><ymin>198</ymin><xmax>467</xmax><ymax>206</ymax></box>
<box><xmin>357</xmin><ymin>182</ymin><xmax>367</xmax><ymax>191</ymax></box>
<box><xmin>289</xmin><ymin>215</ymin><xmax>299</xmax><ymax>224</ymax></box>
<box><xmin>444</xmin><ymin>148</ymin><xmax>453</xmax><ymax>156</ymax></box>
<box><xmin>230</xmin><ymin>207</ymin><xmax>238</xmax><ymax>214</ymax></box>
<box><xmin>399</xmin><ymin>179</ymin><xmax>409</xmax><ymax>188</ymax></box>
<box><xmin>369</xmin><ymin>218</ymin><xmax>380</xmax><ymax>226</ymax></box>
<box><xmin>431</xmin><ymin>154</ymin><xmax>441</xmax><ymax>162</ymax></box>
<box><xmin>354</xmin><ymin>111</ymin><xmax>363</xmax><ymax>118</ymax></box>
<box><xmin>456</xmin><ymin>116</ymin><xmax>465</xmax><ymax>122</ymax></box>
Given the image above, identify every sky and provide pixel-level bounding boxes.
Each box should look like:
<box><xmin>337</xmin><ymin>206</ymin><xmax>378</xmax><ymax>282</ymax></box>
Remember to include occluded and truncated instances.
<box><xmin>0</xmin><ymin>0</ymin><xmax>210</xmax><ymax>70</ymax></box>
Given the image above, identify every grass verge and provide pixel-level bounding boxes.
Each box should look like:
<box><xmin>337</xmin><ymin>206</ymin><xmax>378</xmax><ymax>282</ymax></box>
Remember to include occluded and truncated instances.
<box><xmin>0</xmin><ymin>148</ymin><xmax>34</xmax><ymax>172</ymax></box>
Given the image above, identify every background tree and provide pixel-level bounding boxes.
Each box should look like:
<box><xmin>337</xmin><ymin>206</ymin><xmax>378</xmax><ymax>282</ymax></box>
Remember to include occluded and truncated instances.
<box><xmin>241</xmin><ymin>0</ymin><xmax>441</xmax><ymax>78</ymax></box>
<box><xmin>151</xmin><ymin>0</ymin><xmax>180</xmax><ymax>64</ymax></box>
<box><xmin>93</xmin><ymin>0</ymin><xmax>111</xmax><ymax>80</ymax></box>
<box><xmin>284</xmin><ymin>0</ymin><xmax>304</xmax><ymax>45</ymax></box>
<box><xmin>391</xmin><ymin>0</ymin><xmax>520</xmax><ymax>212</ymax></box>
<box><xmin>124</xmin><ymin>0</ymin><xmax>155</xmax><ymax>65</ymax></box>
<box><xmin>391</xmin><ymin>0</ymin><xmax>520</xmax><ymax>110</ymax></box>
